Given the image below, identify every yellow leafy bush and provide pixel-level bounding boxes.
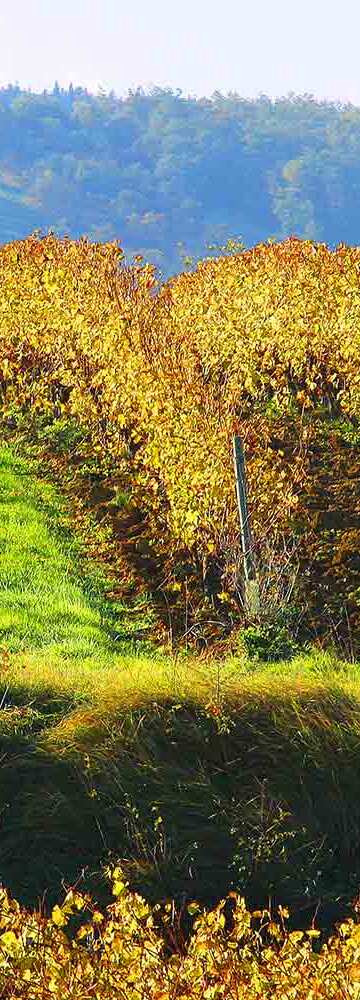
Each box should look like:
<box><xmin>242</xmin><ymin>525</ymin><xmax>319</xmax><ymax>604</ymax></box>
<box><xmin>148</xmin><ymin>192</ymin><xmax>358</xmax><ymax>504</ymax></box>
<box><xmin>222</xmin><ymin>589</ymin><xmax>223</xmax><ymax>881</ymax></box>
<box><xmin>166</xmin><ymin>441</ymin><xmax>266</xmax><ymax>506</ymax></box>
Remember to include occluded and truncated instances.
<box><xmin>1</xmin><ymin>869</ymin><xmax>360</xmax><ymax>997</ymax></box>
<box><xmin>1</xmin><ymin>234</ymin><xmax>360</xmax><ymax>646</ymax></box>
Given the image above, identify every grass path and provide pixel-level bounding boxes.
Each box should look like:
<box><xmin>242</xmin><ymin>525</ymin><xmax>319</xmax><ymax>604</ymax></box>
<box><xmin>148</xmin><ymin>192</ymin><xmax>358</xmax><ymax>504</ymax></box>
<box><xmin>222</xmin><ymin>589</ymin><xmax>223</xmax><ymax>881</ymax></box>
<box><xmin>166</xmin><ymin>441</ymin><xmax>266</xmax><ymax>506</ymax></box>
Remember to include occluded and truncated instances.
<box><xmin>0</xmin><ymin>444</ymin><xmax>123</xmax><ymax>659</ymax></box>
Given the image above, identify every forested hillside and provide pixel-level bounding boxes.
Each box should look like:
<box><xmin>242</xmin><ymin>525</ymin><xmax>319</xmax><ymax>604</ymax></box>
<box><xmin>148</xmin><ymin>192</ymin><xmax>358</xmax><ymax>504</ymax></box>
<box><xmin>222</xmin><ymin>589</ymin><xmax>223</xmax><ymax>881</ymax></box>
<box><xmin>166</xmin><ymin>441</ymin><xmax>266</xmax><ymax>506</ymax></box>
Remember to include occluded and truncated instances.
<box><xmin>2</xmin><ymin>83</ymin><xmax>360</xmax><ymax>280</ymax></box>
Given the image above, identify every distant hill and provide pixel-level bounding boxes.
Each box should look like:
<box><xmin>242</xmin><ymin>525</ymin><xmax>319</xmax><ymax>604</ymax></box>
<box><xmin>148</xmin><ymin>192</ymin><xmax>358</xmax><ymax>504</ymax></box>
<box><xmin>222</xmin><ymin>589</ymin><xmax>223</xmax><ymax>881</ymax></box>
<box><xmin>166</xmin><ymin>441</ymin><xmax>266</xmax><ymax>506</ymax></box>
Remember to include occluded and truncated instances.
<box><xmin>1</xmin><ymin>82</ymin><xmax>360</xmax><ymax>280</ymax></box>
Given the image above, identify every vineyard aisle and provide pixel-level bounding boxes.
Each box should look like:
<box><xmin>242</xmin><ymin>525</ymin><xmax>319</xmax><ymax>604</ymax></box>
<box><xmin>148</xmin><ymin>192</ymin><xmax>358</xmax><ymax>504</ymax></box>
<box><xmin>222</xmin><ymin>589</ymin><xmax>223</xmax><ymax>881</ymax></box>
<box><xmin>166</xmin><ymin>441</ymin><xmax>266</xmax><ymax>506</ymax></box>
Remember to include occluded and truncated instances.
<box><xmin>0</xmin><ymin>444</ymin><xmax>123</xmax><ymax>661</ymax></box>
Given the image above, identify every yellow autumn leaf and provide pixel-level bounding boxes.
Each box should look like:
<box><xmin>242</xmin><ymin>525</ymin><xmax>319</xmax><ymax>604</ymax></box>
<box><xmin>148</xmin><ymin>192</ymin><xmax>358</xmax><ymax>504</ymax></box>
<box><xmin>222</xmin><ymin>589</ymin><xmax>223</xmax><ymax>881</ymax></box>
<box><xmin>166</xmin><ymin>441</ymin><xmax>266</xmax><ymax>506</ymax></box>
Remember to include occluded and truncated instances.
<box><xmin>349</xmin><ymin>963</ymin><xmax>360</xmax><ymax>981</ymax></box>
<box><xmin>51</xmin><ymin>904</ymin><xmax>67</xmax><ymax>927</ymax></box>
<box><xmin>0</xmin><ymin>930</ymin><xmax>19</xmax><ymax>955</ymax></box>
<box><xmin>113</xmin><ymin>880</ymin><xmax>126</xmax><ymax>897</ymax></box>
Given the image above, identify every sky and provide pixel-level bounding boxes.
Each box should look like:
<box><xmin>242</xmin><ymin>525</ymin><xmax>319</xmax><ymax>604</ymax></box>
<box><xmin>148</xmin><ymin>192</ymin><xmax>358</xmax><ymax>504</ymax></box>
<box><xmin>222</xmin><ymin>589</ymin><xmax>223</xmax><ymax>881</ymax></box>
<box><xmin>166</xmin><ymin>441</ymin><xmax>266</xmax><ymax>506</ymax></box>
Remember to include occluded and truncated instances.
<box><xmin>1</xmin><ymin>0</ymin><xmax>360</xmax><ymax>110</ymax></box>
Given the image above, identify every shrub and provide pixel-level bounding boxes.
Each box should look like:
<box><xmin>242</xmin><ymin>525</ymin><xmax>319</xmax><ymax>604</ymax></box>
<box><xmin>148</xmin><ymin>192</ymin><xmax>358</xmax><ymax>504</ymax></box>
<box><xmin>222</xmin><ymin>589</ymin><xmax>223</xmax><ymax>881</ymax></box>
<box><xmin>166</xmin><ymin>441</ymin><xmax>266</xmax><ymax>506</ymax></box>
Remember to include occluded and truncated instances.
<box><xmin>1</xmin><ymin>867</ymin><xmax>360</xmax><ymax>997</ymax></box>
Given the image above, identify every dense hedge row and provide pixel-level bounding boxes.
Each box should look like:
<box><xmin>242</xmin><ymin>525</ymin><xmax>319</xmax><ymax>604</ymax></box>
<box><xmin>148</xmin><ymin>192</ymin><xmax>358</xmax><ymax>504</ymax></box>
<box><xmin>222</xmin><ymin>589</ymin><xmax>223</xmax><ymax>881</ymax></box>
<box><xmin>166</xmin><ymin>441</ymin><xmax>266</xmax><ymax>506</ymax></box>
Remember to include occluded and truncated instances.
<box><xmin>1</xmin><ymin>234</ymin><xmax>360</xmax><ymax>649</ymax></box>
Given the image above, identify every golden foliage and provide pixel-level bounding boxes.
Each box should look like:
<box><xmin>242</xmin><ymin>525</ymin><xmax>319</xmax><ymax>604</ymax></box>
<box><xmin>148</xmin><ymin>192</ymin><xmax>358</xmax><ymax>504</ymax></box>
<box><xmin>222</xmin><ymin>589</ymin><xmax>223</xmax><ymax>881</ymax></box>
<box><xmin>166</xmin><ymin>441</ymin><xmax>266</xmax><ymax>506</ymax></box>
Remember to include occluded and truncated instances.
<box><xmin>1</xmin><ymin>233</ymin><xmax>360</xmax><ymax>643</ymax></box>
<box><xmin>0</xmin><ymin>868</ymin><xmax>360</xmax><ymax>997</ymax></box>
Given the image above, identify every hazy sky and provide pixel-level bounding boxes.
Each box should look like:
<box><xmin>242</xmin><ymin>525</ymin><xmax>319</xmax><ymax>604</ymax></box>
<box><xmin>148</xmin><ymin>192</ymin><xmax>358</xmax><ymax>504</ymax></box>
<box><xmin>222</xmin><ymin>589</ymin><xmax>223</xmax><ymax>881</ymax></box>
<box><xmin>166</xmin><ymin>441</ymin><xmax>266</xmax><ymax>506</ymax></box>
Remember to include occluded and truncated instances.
<box><xmin>1</xmin><ymin>0</ymin><xmax>360</xmax><ymax>109</ymax></box>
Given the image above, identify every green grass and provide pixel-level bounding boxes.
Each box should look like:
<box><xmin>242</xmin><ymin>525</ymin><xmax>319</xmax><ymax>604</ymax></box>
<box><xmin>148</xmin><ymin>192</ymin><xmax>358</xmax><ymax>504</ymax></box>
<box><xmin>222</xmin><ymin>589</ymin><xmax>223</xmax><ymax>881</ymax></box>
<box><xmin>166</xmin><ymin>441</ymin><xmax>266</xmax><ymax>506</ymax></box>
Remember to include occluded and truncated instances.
<box><xmin>0</xmin><ymin>444</ymin><xmax>155</xmax><ymax>658</ymax></box>
<box><xmin>1</xmin><ymin>443</ymin><xmax>360</xmax><ymax>934</ymax></box>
